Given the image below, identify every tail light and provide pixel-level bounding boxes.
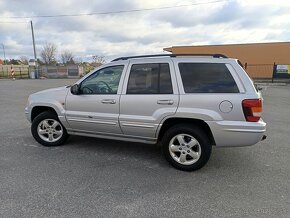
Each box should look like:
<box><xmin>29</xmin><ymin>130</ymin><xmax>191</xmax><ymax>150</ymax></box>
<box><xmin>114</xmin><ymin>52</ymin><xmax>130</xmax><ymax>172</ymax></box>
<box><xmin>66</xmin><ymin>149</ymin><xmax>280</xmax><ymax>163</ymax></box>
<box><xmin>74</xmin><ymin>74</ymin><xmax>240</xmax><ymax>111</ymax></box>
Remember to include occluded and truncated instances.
<box><xmin>242</xmin><ymin>99</ymin><xmax>262</xmax><ymax>122</ymax></box>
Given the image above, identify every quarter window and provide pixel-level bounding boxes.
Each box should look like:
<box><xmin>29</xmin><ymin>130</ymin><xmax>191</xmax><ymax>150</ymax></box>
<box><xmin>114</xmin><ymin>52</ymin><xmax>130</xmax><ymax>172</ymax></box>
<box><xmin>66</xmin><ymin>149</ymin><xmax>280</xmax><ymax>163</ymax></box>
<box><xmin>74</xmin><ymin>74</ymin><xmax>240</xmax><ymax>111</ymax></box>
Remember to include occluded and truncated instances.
<box><xmin>127</xmin><ymin>63</ymin><xmax>173</xmax><ymax>94</ymax></box>
<box><xmin>178</xmin><ymin>63</ymin><xmax>239</xmax><ymax>93</ymax></box>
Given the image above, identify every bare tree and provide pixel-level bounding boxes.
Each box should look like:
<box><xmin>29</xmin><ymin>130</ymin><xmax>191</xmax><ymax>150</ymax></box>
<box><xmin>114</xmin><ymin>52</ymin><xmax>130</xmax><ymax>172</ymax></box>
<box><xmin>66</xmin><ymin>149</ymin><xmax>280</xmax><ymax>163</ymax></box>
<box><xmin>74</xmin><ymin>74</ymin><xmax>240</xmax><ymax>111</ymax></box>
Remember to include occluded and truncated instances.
<box><xmin>19</xmin><ymin>56</ymin><xmax>28</xmax><ymax>65</ymax></box>
<box><xmin>60</xmin><ymin>50</ymin><xmax>74</xmax><ymax>64</ymax></box>
<box><xmin>92</xmin><ymin>55</ymin><xmax>106</xmax><ymax>66</ymax></box>
<box><xmin>74</xmin><ymin>56</ymin><xmax>83</xmax><ymax>64</ymax></box>
<box><xmin>40</xmin><ymin>42</ymin><xmax>57</xmax><ymax>65</ymax></box>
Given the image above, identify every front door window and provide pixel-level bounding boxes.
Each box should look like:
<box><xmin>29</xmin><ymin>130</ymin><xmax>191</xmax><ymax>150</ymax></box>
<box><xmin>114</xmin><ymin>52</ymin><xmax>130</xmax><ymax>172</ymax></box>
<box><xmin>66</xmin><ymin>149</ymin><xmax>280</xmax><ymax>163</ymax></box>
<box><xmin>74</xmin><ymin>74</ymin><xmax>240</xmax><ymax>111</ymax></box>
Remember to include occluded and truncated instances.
<box><xmin>80</xmin><ymin>65</ymin><xmax>124</xmax><ymax>95</ymax></box>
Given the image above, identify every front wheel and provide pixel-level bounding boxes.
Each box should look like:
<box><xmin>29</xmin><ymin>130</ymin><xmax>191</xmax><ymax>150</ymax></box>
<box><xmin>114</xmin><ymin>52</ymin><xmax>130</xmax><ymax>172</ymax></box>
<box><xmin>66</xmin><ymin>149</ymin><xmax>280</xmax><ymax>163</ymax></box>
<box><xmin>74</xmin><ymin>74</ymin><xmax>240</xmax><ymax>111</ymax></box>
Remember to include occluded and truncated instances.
<box><xmin>162</xmin><ymin>124</ymin><xmax>212</xmax><ymax>171</ymax></box>
<box><xmin>31</xmin><ymin>111</ymin><xmax>68</xmax><ymax>146</ymax></box>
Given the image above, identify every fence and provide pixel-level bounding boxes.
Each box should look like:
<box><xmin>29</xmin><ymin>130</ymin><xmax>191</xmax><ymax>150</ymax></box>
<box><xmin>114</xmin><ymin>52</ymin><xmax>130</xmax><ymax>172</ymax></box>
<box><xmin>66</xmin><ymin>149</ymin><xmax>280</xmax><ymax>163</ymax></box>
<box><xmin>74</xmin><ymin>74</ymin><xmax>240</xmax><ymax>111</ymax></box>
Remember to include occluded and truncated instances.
<box><xmin>244</xmin><ymin>63</ymin><xmax>274</xmax><ymax>79</ymax></box>
<box><xmin>0</xmin><ymin>63</ymin><xmax>288</xmax><ymax>82</ymax></box>
<box><xmin>244</xmin><ymin>63</ymin><xmax>290</xmax><ymax>82</ymax></box>
<box><xmin>0</xmin><ymin>65</ymin><xmax>30</xmax><ymax>79</ymax></box>
<box><xmin>39</xmin><ymin>65</ymin><xmax>82</xmax><ymax>78</ymax></box>
<box><xmin>0</xmin><ymin>64</ymin><xmax>83</xmax><ymax>79</ymax></box>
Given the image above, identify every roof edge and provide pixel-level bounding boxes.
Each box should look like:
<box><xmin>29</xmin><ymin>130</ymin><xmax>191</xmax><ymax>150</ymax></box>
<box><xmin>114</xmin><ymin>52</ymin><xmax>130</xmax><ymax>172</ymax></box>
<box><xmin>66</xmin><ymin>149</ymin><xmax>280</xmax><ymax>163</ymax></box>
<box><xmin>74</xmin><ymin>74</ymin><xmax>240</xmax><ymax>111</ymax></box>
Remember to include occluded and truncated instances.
<box><xmin>163</xmin><ymin>47</ymin><xmax>173</xmax><ymax>52</ymax></box>
<box><xmin>163</xmin><ymin>41</ymin><xmax>290</xmax><ymax>50</ymax></box>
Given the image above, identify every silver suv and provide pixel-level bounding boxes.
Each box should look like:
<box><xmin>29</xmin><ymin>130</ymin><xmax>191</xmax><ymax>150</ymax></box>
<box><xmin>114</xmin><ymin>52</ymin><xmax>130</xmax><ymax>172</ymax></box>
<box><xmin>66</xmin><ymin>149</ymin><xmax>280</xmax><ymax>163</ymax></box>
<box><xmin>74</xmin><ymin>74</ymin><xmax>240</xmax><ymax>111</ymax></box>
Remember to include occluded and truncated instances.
<box><xmin>25</xmin><ymin>54</ymin><xmax>266</xmax><ymax>171</ymax></box>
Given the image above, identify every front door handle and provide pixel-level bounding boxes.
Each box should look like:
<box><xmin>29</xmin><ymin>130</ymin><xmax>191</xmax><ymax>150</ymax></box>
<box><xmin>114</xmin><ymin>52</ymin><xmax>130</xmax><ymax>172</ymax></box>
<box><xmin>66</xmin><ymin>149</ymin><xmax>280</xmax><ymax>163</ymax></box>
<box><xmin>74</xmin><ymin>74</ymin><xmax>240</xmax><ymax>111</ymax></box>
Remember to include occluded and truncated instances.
<box><xmin>157</xmin><ymin>100</ymin><xmax>174</xmax><ymax>105</ymax></box>
<box><xmin>101</xmin><ymin>99</ymin><xmax>116</xmax><ymax>104</ymax></box>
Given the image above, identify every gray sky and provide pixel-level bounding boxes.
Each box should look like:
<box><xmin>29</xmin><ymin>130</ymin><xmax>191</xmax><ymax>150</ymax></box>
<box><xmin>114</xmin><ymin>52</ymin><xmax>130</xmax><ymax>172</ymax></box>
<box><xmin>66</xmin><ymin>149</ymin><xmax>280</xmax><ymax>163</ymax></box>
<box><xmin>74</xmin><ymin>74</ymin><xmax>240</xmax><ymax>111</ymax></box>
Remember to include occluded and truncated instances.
<box><xmin>0</xmin><ymin>0</ymin><xmax>289</xmax><ymax>61</ymax></box>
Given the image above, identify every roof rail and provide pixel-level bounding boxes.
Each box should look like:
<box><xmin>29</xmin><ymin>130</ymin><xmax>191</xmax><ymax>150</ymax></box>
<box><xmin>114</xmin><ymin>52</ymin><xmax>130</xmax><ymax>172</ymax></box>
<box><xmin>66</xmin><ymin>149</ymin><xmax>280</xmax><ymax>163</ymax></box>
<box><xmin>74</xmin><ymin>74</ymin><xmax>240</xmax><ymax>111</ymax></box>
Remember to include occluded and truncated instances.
<box><xmin>111</xmin><ymin>53</ymin><xmax>228</xmax><ymax>62</ymax></box>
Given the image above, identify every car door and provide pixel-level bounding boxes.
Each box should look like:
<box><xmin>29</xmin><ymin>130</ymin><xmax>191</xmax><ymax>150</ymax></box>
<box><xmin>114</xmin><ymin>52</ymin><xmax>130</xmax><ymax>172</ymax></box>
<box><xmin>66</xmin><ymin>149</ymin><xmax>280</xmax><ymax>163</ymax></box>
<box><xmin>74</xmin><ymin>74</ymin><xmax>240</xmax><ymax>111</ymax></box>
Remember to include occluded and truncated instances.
<box><xmin>119</xmin><ymin>59</ymin><xmax>179</xmax><ymax>139</ymax></box>
<box><xmin>65</xmin><ymin>64</ymin><xmax>126</xmax><ymax>135</ymax></box>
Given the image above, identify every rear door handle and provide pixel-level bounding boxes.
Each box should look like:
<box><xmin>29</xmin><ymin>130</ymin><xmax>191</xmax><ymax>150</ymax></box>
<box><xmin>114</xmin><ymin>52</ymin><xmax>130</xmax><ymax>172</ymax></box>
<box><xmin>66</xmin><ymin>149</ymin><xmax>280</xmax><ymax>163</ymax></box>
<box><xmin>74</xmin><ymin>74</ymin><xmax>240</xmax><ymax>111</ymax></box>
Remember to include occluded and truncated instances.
<box><xmin>157</xmin><ymin>100</ymin><xmax>174</xmax><ymax>105</ymax></box>
<box><xmin>101</xmin><ymin>99</ymin><xmax>116</xmax><ymax>104</ymax></box>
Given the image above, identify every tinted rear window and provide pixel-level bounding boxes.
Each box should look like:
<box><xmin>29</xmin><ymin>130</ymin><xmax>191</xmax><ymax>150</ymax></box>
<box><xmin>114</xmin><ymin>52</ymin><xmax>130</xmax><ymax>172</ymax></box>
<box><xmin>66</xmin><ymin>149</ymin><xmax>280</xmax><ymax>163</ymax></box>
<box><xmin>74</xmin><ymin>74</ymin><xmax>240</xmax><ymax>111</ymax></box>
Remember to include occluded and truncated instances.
<box><xmin>127</xmin><ymin>63</ymin><xmax>173</xmax><ymax>94</ymax></box>
<box><xmin>178</xmin><ymin>63</ymin><xmax>239</xmax><ymax>93</ymax></box>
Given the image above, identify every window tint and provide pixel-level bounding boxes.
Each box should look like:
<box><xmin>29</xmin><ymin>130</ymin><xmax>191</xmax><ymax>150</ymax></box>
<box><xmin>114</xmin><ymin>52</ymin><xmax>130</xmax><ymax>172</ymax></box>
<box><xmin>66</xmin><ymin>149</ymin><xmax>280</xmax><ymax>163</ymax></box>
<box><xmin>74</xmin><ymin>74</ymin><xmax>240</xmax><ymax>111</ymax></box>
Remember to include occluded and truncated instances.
<box><xmin>80</xmin><ymin>65</ymin><xmax>124</xmax><ymax>94</ymax></box>
<box><xmin>178</xmin><ymin>63</ymin><xmax>239</xmax><ymax>93</ymax></box>
<box><xmin>127</xmin><ymin>63</ymin><xmax>173</xmax><ymax>94</ymax></box>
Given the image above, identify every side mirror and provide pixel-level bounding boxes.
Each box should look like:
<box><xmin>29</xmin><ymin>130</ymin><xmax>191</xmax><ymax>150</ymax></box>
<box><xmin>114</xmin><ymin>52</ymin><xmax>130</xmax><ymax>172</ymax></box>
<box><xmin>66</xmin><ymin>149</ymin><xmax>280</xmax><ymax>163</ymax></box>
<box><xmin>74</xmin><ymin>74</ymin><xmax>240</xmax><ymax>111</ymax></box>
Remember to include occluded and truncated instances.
<box><xmin>70</xmin><ymin>84</ymin><xmax>80</xmax><ymax>95</ymax></box>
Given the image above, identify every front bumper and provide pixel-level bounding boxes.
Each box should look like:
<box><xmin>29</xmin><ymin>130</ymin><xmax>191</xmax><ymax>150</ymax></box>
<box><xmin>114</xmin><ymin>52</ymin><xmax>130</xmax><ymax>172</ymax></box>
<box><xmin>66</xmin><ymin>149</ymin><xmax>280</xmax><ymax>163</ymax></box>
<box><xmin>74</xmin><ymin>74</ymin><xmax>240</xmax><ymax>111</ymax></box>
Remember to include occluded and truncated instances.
<box><xmin>25</xmin><ymin>106</ymin><xmax>31</xmax><ymax>122</ymax></box>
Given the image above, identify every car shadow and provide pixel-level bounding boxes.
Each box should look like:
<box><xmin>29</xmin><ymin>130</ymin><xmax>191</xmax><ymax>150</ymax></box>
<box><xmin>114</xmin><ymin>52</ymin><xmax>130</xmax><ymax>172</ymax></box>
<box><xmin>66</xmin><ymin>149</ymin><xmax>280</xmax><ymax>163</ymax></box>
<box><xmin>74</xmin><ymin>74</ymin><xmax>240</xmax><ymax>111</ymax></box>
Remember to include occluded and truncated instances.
<box><xmin>64</xmin><ymin>135</ymin><xmax>168</xmax><ymax>167</ymax></box>
<box><xmin>60</xmin><ymin>135</ymin><xmax>262</xmax><ymax>174</ymax></box>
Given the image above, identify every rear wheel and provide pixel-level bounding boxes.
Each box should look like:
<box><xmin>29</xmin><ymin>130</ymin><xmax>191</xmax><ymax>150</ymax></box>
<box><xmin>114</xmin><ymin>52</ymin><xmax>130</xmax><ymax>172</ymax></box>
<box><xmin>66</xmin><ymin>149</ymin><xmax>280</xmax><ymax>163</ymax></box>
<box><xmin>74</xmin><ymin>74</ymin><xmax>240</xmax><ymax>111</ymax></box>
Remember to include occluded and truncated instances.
<box><xmin>31</xmin><ymin>111</ymin><xmax>68</xmax><ymax>146</ymax></box>
<box><xmin>162</xmin><ymin>124</ymin><xmax>212</xmax><ymax>171</ymax></box>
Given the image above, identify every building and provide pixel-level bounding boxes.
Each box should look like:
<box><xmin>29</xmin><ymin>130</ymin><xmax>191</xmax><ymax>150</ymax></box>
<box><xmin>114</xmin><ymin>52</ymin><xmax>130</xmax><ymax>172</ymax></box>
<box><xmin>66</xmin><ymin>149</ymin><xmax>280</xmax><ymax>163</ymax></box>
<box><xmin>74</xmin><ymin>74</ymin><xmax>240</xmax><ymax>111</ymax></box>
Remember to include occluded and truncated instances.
<box><xmin>164</xmin><ymin>42</ymin><xmax>290</xmax><ymax>79</ymax></box>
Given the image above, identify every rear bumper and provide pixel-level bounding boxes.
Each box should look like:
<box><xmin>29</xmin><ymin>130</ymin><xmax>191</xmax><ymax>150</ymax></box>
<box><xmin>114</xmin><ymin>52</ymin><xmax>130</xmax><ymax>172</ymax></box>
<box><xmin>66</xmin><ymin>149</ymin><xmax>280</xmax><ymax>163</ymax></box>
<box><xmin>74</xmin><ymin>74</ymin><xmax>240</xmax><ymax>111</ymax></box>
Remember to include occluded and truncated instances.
<box><xmin>207</xmin><ymin>120</ymin><xmax>266</xmax><ymax>147</ymax></box>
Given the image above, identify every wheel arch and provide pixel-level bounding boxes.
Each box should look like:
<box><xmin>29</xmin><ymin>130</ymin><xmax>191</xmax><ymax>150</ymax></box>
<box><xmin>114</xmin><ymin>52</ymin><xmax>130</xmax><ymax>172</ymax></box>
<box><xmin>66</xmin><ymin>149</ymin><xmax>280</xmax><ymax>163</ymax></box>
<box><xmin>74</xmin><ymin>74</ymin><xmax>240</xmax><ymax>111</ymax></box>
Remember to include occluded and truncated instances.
<box><xmin>31</xmin><ymin>106</ymin><xmax>58</xmax><ymax>122</ymax></box>
<box><xmin>157</xmin><ymin>117</ymin><xmax>216</xmax><ymax>145</ymax></box>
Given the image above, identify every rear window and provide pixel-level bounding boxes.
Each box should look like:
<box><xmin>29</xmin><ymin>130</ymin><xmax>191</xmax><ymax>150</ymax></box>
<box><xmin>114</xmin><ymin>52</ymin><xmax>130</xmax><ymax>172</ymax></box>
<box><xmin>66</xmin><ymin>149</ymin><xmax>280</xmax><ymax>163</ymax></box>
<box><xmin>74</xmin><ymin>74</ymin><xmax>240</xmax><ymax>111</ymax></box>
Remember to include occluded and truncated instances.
<box><xmin>178</xmin><ymin>63</ymin><xmax>239</xmax><ymax>93</ymax></box>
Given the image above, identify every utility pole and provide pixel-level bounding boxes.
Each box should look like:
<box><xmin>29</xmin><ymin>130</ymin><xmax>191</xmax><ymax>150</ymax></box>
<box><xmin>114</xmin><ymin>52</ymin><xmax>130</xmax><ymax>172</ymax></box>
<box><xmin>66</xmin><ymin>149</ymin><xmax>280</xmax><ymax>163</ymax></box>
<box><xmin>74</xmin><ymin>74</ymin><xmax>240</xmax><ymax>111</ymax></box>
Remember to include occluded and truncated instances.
<box><xmin>30</xmin><ymin>20</ymin><xmax>38</xmax><ymax>78</ymax></box>
<box><xmin>1</xmin><ymin>43</ymin><xmax>6</xmax><ymax>64</ymax></box>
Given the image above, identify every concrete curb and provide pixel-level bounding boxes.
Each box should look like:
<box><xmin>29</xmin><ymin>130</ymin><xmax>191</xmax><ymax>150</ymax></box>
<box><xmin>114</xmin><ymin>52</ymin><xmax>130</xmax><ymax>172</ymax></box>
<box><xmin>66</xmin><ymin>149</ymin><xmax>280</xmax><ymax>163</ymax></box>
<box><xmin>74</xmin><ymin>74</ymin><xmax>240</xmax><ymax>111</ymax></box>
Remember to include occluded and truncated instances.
<box><xmin>255</xmin><ymin>82</ymin><xmax>287</xmax><ymax>86</ymax></box>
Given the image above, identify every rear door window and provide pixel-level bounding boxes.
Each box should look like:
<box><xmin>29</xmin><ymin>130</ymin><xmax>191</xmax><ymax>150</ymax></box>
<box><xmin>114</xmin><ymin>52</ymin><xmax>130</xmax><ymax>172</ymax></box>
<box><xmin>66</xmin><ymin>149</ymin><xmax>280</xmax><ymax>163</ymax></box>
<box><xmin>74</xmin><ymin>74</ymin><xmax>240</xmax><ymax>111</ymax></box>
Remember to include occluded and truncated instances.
<box><xmin>178</xmin><ymin>63</ymin><xmax>239</xmax><ymax>93</ymax></box>
<box><xmin>127</xmin><ymin>63</ymin><xmax>173</xmax><ymax>94</ymax></box>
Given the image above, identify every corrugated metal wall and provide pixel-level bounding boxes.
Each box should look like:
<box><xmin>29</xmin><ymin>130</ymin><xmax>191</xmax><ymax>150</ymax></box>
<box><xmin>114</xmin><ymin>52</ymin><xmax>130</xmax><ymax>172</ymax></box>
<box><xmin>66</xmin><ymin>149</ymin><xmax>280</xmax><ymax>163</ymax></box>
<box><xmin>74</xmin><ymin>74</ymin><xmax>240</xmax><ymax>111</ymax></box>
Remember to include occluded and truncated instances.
<box><xmin>164</xmin><ymin>42</ymin><xmax>290</xmax><ymax>79</ymax></box>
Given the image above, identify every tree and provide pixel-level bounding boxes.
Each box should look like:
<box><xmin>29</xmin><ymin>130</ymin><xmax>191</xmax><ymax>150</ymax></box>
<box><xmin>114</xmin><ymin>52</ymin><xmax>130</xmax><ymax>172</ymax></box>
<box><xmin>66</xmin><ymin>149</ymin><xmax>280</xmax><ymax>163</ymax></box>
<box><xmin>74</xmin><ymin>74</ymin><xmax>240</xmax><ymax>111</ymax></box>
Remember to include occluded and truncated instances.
<box><xmin>74</xmin><ymin>56</ymin><xmax>83</xmax><ymax>64</ymax></box>
<box><xmin>8</xmin><ymin>59</ymin><xmax>20</xmax><ymax>65</ymax></box>
<box><xmin>92</xmin><ymin>55</ymin><xmax>106</xmax><ymax>66</ymax></box>
<box><xmin>40</xmin><ymin>42</ymin><xmax>57</xmax><ymax>65</ymax></box>
<box><xmin>60</xmin><ymin>50</ymin><xmax>74</xmax><ymax>64</ymax></box>
<box><xmin>19</xmin><ymin>56</ymin><xmax>28</xmax><ymax>65</ymax></box>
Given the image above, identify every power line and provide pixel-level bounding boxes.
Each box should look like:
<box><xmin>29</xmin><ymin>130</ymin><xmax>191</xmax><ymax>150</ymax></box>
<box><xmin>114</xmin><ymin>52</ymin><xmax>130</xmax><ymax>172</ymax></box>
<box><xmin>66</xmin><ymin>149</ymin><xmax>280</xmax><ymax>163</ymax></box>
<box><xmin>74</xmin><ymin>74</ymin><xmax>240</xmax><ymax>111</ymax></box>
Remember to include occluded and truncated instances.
<box><xmin>1</xmin><ymin>0</ymin><xmax>230</xmax><ymax>19</ymax></box>
<box><xmin>0</xmin><ymin>21</ymin><xmax>29</xmax><ymax>23</ymax></box>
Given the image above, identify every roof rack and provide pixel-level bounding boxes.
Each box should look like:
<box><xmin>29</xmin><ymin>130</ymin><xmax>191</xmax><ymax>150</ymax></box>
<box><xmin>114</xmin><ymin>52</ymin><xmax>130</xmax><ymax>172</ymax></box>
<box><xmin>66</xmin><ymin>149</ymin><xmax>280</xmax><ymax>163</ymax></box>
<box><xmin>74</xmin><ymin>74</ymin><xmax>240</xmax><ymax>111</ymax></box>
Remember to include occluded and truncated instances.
<box><xmin>111</xmin><ymin>53</ymin><xmax>228</xmax><ymax>62</ymax></box>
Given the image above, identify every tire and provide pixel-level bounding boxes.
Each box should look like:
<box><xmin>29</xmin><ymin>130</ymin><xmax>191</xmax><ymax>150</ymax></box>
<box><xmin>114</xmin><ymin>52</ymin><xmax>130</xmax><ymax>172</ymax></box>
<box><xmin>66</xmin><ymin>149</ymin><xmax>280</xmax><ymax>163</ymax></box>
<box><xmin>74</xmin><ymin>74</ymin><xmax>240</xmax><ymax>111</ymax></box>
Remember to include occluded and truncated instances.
<box><xmin>161</xmin><ymin>124</ymin><xmax>212</xmax><ymax>171</ymax></box>
<box><xmin>31</xmin><ymin>111</ymin><xmax>69</xmax><ymax>146</ymax></box>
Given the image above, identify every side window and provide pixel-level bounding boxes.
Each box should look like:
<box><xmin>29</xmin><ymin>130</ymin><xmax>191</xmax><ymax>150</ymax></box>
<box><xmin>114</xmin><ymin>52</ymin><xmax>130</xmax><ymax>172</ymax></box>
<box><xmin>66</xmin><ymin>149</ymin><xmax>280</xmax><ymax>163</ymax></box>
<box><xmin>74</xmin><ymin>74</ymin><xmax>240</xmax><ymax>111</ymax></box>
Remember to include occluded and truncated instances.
<box><xmin>80</xmin><ymin>65</ymin><xmax>124</xmax><ymax>95</ymax></box>
<box><xmin>178</xmin><ymin>63</ymin><xmax>239</xmax><ymax>93</ymax></box>
<box><xmin>127</xmin><ymin>63</ymin><xmax>173</xmax><ymax>94</ymax></box>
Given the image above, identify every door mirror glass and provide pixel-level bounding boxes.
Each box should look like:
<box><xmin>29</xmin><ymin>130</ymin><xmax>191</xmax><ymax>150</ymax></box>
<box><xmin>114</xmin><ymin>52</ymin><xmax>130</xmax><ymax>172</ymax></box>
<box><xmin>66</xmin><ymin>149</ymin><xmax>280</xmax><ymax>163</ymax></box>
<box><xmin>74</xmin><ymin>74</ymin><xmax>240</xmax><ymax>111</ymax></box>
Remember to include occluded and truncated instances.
<box><xmin>70</xmin><ymin>84</ymin><xmax>80</xmax><ymax>95</ymax></box>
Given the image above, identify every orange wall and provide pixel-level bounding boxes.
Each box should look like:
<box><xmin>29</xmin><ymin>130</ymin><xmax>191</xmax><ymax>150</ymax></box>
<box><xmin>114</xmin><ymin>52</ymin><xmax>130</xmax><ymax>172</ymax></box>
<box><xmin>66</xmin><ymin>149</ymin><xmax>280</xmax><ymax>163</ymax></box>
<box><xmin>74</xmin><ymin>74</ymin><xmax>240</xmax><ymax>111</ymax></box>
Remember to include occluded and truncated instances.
<box><xmin>164</xmin><ymin>42</ymin><xmax>290</xmax><ymax>78</ymax></box>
